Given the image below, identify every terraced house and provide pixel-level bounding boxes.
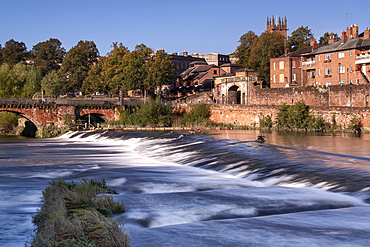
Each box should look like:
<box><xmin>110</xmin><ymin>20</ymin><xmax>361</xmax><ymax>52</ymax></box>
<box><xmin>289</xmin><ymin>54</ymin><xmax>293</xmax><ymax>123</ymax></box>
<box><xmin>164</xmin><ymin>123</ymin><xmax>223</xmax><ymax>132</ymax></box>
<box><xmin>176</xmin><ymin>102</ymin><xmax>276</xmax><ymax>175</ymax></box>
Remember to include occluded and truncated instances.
<box><xmin>270</xmin><ymin>24</ymin><xmax>370</xmax><ymax>88</ymax></box>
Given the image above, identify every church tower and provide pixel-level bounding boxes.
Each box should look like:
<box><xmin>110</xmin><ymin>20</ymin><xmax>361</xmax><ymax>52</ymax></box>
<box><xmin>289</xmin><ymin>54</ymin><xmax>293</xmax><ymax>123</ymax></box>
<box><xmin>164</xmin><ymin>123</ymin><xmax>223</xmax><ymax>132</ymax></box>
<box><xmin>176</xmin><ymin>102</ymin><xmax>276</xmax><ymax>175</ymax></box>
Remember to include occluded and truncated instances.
<box><xmin>266</xmin><ymin>15</ymin><xmax>288</xmax><ymax>38</ymax></box>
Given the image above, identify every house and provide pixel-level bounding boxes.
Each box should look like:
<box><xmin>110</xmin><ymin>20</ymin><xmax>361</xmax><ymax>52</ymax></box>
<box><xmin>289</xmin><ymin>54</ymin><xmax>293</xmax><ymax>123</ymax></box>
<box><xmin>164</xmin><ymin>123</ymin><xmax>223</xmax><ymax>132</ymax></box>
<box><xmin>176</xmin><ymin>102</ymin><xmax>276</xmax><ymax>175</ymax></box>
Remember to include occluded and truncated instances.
<box><xmin>270</xmin><ymin>23</ymin><xmax>370</xmax><ymax>88</ymax></box>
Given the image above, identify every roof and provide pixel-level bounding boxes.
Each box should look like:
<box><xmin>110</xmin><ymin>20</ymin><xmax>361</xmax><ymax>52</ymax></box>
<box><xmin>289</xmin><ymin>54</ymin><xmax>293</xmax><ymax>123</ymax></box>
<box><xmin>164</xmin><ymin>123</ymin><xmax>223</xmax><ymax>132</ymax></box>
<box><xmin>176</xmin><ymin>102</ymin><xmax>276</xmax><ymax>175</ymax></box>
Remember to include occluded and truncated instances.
<box><xmin>236</xmin><ymin>68</ymin><xmax>255</xmax><ymax>72</ymax></box>
<box><xmin>279</xmin><ymin>52</ymin><xmax>302</xmax><ymax>58</ymax></box>
<box><xmin>220</xmin><ymin>63</ymin><xmax>238</xmax><ymax>67</ymax></box>
<box><xmin>189</xmin><ymin>60</ymin><xmax>207</xmax><ymax>65</ymax></box>
<box><xmin>192</xmin><ymin>64</ymin><xmax>216</xmax><ymax>73</ymax></box>
<box><xmin>307</xmin><ymin>38</ymin><xmax>370</xmax><ymax>56</ymax></box>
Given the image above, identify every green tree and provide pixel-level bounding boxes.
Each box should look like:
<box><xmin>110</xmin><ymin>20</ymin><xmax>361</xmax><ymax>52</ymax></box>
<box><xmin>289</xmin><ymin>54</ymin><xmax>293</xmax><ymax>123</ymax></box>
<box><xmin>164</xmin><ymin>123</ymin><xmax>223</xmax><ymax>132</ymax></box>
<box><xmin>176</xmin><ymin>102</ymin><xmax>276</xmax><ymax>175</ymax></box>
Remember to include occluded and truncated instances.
<box><xmin>249</xmin><ymin>32</ymin><xmax>285</xmax><ymax>84</ymax></box>
<box><xmin>59</xmin><ymin>40</ymin><xmax>99</xmax><ymax>94</ymax></box>
<box><xmin>1</xmin><ymin>39</ymin><xmax>29</xmax><ymax>67</ymax></box>
<box><xmin>122</xmin><ymin>44</ymin><xmax>152</xmax><ymax>92</ymax></box>
<box><xmin>41</xmin><ymin>70</ymin><xmax>63</xmax><ymax>97</ymax></box>
<box><xmin>288</xmin><ymin>26</ymin><xmax>314</xmax><ymax>51</ymax></box>
<box><xmin>0</xmin><ymin>44</ymin><xmax>3</xmax><ymax>64</ymax></box>
<box><xmin>146</xmin><ymin>49</ymin><xmax>177</xmax><ymax>95</ymax></box>
<box><xmin>319</xmin><ymin>32</ymin><xmax>339</xmax><ymax>45</ymax></box>
<box><xmin>32</xmin><ymin>38</ymin><xmax>66</xmax><ymax>76</ymax></box>
<box><xmin>0</xmin><ymin>62</ymin><xmax>41</xmax><ymax>98</ymax></box>
<box><xmin>235</xmin><ymin>31</ymin><xmax>258</xmax><ymax>69</ymax></box>
<box><xmin>82</xmin><ymin>42</ymin><xmax>130</xmax><ymax>95</ymax></box>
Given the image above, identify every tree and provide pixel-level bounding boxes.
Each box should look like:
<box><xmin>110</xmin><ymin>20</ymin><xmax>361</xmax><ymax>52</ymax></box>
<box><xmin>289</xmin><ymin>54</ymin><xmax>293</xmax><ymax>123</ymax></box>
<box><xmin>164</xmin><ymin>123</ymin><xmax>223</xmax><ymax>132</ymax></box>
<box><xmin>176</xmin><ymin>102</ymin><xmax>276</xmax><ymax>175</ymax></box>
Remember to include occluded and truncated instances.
<box><xmin>0</xmin><ymin>44</ymin><xmax>3</xmax><ymax>65</ymax></box>
<box><xmin>288</xmin><ymin>26</ymin><xmax>314</xmax><ymax>51</ymax></box>
<box><xmin>41</xmin><ymin>70</ymin><xmax>63</xmax><ymax>97</ymax></box>
<box><xmin>235</xmin><ymin>31</ymin><xmax>258</xmax><ymax>69</ymax></box>
<box><xmin>319</xmin><ymin>32</ymin><xmax>339</xmax><ymax>45</ymax></box>
<box><xmin>122</xmin><ymin>44</ymin><xmax>152</xmax><ymax>92</ymax></box>
<box><xmin>1</xmin><ymin>39</ymin><xmax>29</xmax><ymax>67</ymax></box>
<box><xmin>249</xmin><ymin>32</ymin><xmax>285</xmax><ymax>84</ymax></box>
<box><xmin>82</xmin><ymin>42</ymin><xmax>130</xmax><ymax>95</ymax></box>
<box><xmin>0</xmin><ymin>62</ymin><xmax>41</xmax><ymax>98</ymax></box>
<box><xmin>32</xmin><ymin>38</ymin><xmax>66</xmax><ymax>76</ymax></box>
<box><xmin>146</xmin><ymin>49</ymin><xmax>177</xmax><ymax>95</ymax></box>
<box><xmin>59</xmin><ymin>40</ymin><xmax>99</xmax><ymax>94</ymax></box>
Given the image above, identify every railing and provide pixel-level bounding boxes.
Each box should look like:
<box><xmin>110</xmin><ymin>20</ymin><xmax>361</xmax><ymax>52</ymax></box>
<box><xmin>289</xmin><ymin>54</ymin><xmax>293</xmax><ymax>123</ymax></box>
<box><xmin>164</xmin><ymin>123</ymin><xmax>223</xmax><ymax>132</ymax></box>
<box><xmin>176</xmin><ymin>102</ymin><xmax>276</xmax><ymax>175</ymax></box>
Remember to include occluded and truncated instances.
<box><xmin>0</xmin><ymin>97</ymin><xmax>144</xmax><ymax>106</ymax></box>
<box><xmin>356</xmin><ymin>54</ymin><xmax>370</xmax><ymax>60</ymax></box>
<box><xmin>302</xmin><ymin>61</ymin><xmax>316</xmax><ymax>67</ymax></box>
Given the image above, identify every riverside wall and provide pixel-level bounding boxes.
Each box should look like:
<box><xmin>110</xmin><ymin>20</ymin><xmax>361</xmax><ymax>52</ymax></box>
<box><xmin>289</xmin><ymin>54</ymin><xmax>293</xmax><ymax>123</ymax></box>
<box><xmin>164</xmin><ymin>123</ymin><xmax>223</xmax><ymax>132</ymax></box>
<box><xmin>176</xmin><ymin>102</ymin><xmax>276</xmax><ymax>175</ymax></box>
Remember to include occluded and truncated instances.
<box><xmin>250</xmin><ymin>84</ymin><xmax>370</xmax><ymax>107</ymax></box>
<box><xmin>209</xmin><ymin>104</ymin><xmax>370</xmax><ymax>130</ymax></box>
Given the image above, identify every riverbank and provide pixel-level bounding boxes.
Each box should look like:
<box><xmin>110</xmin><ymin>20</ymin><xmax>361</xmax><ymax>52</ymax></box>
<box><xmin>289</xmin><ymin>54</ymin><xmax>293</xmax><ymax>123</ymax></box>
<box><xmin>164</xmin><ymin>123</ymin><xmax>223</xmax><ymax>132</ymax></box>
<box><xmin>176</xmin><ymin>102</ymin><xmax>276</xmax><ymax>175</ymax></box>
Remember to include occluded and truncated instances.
<box><xmin>28</xmin><ymin>179</ymin><xmax>130</xmax><ymax>247</ymax></box>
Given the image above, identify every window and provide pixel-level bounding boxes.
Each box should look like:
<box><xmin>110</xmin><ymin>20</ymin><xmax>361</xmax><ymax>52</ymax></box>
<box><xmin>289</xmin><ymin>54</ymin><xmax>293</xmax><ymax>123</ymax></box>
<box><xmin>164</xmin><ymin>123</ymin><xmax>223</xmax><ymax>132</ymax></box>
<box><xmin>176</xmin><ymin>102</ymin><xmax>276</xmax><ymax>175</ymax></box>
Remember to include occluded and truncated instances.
<box><xmin>318</xmin><ymin>56</ymin><xmax>320</xmax><ymax>61</ymax></box>
<box><xmin>350</xmin><ymin>65</ymin><xmax>353</xmax><ymax>72</ymax></box>
<box><xmin>292</xmin><ymin>61</ymin><xmax>296</xmax><ymax>68</ymax></box>
<box><xmin>350</xmin><ymin>51</ymin><xmax>352</xmax><ymax>57</ymax></box>
<box><xmin>325</xmin><ymin>54</ymin><xmax>331</xmax><ymax>60</ymax></box>
<box><xmin>309</xmin><ymin>70</ymin><xmax>315</xmax><ymax>78</ymax></box>
<box><xmin>212</xmin><ymin>56</ymin><xmax>215</xmax><ymax>61</ymax></box>
<box><xmin>339</xmin><ymin>66</ymin><xmax>345</xmax><ymax>73</ymax></box>
<box><xmin>339</xmin><ymin>80</ymin><xmax>345</xmax><ymax>85</ymax></box>
<box><xmin>279</xmin><ymin>74</ymin><xmax>284</xmax><ymax>82</ymax></box>
<box><xmin>338</xmin><ymin>52</ymin><xmax>345</xmax><ymax>58</ymax></box>
<box><xmin>206</xmin><ymin>57</ymin><xmax>209</xmax><ymax>61</ymax></box>
<box><xmin>326</xmin><ymin>82</ymin><xmax>332</xmax><ymax>87</ymax></box>
<box><xmin>356</xmin><ymin>79</ymin><xmax>360</xmax><ymax>85</ymax></box>
<box><xmin>279</xmin><ymin>61</ymin><xmax>284</xmax><ymax>70</ymax></box>
<box><xmin>292</xmin><ymin>74</ymin><xmax>296</xmax><ymax>81</ymax></box>
<box><xmin>325</xmin><ymin>68</ymin><xmax>332</xmax><ymax>75</ymax></box>
<box><xmin>274</xmin><ymin>62</ymin><xmax>276</xmax><ymax>71</ymax></box>
<box><xmin>318</xmin><ymin>69</ymin><xmax>321</xmax><ymax>76</ymax></box>
<box><xmin>213</xmin><ymin>70</ymin><xmax>217</xmax><ymax>75</ymax></box>
<box><xmin>273</xmin><ymin>75</ymin><xmax>276</xmax><ymax>83</ymax></box>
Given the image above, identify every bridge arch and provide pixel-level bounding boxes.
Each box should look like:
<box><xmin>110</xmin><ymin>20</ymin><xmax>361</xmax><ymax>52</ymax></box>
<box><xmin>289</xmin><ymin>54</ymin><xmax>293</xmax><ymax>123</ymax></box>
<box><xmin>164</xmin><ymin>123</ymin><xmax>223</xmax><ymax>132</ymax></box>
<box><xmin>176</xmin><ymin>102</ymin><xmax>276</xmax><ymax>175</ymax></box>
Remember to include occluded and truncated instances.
<box><xmin>0</xmin><ymin>108</ymin><xmax>40</xmax><ymax>127</ymax></box>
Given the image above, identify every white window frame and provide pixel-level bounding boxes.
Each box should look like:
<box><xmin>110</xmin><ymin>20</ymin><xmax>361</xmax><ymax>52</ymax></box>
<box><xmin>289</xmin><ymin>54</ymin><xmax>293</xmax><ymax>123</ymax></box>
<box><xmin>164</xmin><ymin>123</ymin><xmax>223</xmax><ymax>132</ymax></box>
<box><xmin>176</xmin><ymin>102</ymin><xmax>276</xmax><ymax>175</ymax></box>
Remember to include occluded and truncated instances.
<box><xmin>339</xmin><ymin>66</ymin><xmax>345</xmax><ymax>74</ymax></box>
<box><xmin>338</xmin><ymin>52</ymin><xmax>345</xmax><ymax>58</ymax></box>
<box><xmin>273</xmin><ymin>75</ymin><xmax>276</xmax><ymax>83</ymax></box>
<box><xmin>274</xmin><ymin>62</ymin><xmax>276</xmax><ymax>71</ymax></box>
<box><xmin>350</xmin><ymin>51</ymin><xmax>352</xmax><ymax>57</ymax></box>
<box><xmin>339</xmin><ymin>80</ymin><xmax>345</xmax><ymax>85</ymax></box>
<box><xmin>318</xmin><ymin>56</ymin><xmax>320</xmax><ymax>61</ymax></box>
<box><xmin>325</xmin><ymin>54</ymin><xmax>331</xmax><ymax>60</ymax></box>
<box><xmin>279</xmin><ymin>74</ymin><xmax>284</xmax><ymax>83</ymax></box>
<box><xmin>326</xmin><ymin>82</ymin><xmax>332</xmax><ymax>87</ymax></box>
<box><xmin>293</xmin><ymin>74</ymin><xmax>296</xmax><ymax>81</ymax></box>
<box><xmin>279</xmin><ymin>61</ymin><xmax>284</xmax><ymax>70</ymax></box>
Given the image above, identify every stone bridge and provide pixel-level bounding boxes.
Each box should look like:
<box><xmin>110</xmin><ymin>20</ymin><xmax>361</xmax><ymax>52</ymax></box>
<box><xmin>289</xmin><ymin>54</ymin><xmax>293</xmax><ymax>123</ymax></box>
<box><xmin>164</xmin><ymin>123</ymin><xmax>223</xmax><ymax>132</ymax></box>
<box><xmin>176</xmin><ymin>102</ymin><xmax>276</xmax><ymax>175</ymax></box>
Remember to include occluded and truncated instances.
<box><xmin>0</xmin><ymin>104</ymin><xmax>121</xmax><ymax>128</ymax></box>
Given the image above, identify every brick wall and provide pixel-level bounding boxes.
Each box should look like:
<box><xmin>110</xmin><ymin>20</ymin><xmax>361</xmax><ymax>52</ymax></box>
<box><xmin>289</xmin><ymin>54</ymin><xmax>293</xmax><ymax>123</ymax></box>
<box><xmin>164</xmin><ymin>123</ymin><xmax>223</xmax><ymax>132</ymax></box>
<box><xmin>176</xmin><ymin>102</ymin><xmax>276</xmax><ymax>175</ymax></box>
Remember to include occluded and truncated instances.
<box><xmin>209</xmin><ymin>104</ymin><xmax>370</xmax><ymax>129</ymax></box>
<box><xmin>249</xmin><ymin>84</ymin><xmax>370</xmax><ymax>107</ymax></box>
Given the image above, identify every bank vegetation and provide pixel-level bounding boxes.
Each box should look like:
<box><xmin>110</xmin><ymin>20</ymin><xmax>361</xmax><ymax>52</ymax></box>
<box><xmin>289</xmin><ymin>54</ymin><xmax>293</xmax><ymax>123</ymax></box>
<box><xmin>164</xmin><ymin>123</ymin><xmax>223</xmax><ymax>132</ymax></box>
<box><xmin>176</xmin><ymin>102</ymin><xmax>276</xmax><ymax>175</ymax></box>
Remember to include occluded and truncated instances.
<box><xmin>28</xmin><ymin>179</ymin><xmax>130</xmax><ymax>247</ymax></box>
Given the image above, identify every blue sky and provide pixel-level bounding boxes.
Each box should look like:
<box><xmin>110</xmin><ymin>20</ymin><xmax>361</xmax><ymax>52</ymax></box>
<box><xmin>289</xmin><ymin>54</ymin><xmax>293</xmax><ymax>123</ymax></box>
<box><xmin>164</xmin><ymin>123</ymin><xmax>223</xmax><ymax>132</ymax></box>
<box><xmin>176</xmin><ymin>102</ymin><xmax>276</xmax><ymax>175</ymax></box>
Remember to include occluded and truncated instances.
<box><xmin>1</xmin><ymin>0</ymin><xmax>369</xmax><ymax>56</ymax></box>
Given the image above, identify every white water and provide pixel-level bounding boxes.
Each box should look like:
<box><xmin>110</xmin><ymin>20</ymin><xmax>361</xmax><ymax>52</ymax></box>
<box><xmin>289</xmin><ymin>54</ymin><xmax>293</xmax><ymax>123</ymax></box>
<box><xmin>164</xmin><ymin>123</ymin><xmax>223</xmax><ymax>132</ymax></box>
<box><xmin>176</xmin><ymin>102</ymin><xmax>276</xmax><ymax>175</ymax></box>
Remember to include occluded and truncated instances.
<box><xmin>1</xmin><ymin>130</ymin><xmax>370</xmax><ymax>246</ymax></box>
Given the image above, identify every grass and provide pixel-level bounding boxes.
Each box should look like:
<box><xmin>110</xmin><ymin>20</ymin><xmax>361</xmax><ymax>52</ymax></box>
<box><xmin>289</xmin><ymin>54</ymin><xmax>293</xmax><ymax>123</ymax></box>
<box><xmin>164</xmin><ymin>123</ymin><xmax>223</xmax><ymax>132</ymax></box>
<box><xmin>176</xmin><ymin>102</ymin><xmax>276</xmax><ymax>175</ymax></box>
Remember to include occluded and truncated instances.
<box><xmin>28</xmin><ymin>179</ymin><xmax>130</xmax><ymax>247</ymax></box>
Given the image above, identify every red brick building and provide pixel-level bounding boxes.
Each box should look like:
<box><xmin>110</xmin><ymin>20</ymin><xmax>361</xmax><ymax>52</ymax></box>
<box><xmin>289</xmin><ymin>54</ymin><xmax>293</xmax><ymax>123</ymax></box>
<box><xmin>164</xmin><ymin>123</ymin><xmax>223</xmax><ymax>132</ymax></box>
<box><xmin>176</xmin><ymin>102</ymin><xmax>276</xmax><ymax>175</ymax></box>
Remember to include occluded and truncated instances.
<box><xmin>270</xmin><ymin>24</ymin><xmax>370</xmax><ymax>88</ymax></box>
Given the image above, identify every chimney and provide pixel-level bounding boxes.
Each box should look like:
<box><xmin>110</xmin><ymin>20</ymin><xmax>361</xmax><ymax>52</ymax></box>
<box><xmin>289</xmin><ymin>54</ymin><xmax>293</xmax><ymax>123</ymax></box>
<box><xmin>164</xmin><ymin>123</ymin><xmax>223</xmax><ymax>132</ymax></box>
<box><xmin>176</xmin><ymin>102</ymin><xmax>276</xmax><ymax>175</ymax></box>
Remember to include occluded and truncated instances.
<box><xmin>285</xmin><ymin>47</ymin><xmax>289</xmax><ymax>56</ymax></box>
<box><xmin>328</xmin><ymin>35</ymin><xmax>335</xmax><ymax>44</ymax></box>
<box><xmin>364</xmin><ymin>27</ymin><xmax>370</xmax><ymax>39</ymax></box>
<box><xmin>310</xmin><ymin>38</ymin><xmax>317</xmax><ymax>47</ymax></box>
<box><xmin>353</xmin><ymin>24</ymin><xmax>359</xmax><ymax>38</ymax></box>
<box><xmin>341</xmin><ymin>32</ymin><xmax>348</xmax><ymax>44</ymax></box>
<box><xmin>183</xmin><ymin>50</ymin><xmax>188</xmax><ymax>57</ymax></box>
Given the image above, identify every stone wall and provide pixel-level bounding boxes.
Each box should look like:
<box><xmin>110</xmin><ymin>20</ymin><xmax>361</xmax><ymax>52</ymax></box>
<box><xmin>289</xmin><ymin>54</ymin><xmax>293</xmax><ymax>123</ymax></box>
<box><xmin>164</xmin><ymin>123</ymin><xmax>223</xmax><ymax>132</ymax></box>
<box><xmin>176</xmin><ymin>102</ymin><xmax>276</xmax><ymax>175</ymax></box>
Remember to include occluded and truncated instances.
<box><xmin>209</xmin><ymin>104</ymin><xmax>370</xmax><ymax>130</ymax></box>
<box><xmin>250</xmin><ymin>84</ymin><xmax>370</xmax><ymax>108</ymax></box>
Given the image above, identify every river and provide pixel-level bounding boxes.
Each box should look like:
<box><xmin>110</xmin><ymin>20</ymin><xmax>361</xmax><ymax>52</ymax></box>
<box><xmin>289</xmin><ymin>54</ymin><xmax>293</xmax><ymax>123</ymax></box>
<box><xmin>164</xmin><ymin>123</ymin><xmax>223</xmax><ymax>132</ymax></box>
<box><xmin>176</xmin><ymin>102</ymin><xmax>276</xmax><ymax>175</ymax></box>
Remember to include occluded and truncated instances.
<box><xmin>1</xmin><ymin>130</ymin><xmax>370</xmax><ymax>246</ymax></box>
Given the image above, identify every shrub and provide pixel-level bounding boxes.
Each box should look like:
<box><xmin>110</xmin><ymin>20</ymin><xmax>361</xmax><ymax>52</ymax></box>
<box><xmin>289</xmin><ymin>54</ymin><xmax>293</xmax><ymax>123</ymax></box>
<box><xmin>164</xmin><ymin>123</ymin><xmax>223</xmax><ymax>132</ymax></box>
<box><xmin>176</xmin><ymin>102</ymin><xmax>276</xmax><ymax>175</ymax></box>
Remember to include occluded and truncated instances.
<box><xmin>348</xmin><ymin>116</ymin><xmax>362</xmax><ymax>133</ymax></box>
<box><xmin>125</xmin><ymin>98</ymin><xmax>174</xmax><ymax>127</ymax></box>
<box><xmin>178</xmin><ymin>104</ymin><xmax>212</xmax><ymax>127</ymax></box>
<box><xmin>260</xmin><ymin>115</ymin><xmax>273</xmax><ymax>129</ymax></box>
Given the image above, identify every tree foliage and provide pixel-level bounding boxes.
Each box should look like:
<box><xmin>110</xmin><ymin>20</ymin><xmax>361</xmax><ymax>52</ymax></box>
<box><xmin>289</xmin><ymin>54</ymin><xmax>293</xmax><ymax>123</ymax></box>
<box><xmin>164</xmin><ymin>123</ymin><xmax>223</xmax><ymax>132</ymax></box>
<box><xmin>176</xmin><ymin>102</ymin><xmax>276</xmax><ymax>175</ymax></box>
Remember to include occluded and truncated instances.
<box><xmin>0</xmin><ymin>62</ymin><xmax>42</xmax><ymax>98</ymax></box>
<box><xmin>235</xmin><ymin>31</ymin><xmax>258</xmax><ymax>69</ymax></box>
<box><xmin>32</xmin><ymin>38</ymin><xmax>65</xmax><ymax>76</ymax></box>
<box><xmin>288</xmin><ymin>26</ymin><xmax>314</xmax><ymax>51</ymax></box>
<box><xmin>41</xmin><ymin>70</ymin><xmax>63</xmax><ymax>97</ymax></box>
<box><xmin>1</xmin><ymin>39</ymin><xmax>29</xmax><ymax>67</ymax></box>
<box><xmin>59</xmin><ymin>40</ymin><xmax>99</xmax><ymax>94</ymax></box>
<box><xmin>249</xmin><ymin>32</ymin><xmax>285</xmax><ymax>84</ymax></box>
<box><xmin>319</xmin><ymin>32</ymin><xmax>339</xmax><ymax>45</ymax></box>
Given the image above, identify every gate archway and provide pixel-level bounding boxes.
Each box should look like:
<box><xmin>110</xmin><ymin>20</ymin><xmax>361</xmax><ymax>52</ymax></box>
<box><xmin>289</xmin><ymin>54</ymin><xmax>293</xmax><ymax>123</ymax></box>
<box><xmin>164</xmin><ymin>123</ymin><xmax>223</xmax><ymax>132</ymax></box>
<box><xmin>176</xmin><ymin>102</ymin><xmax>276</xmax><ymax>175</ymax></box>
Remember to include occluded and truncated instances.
<box><xmin>228</xmin><ymin>85</ymin><xmax>241</xmax><ymax>104</ymax></box>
